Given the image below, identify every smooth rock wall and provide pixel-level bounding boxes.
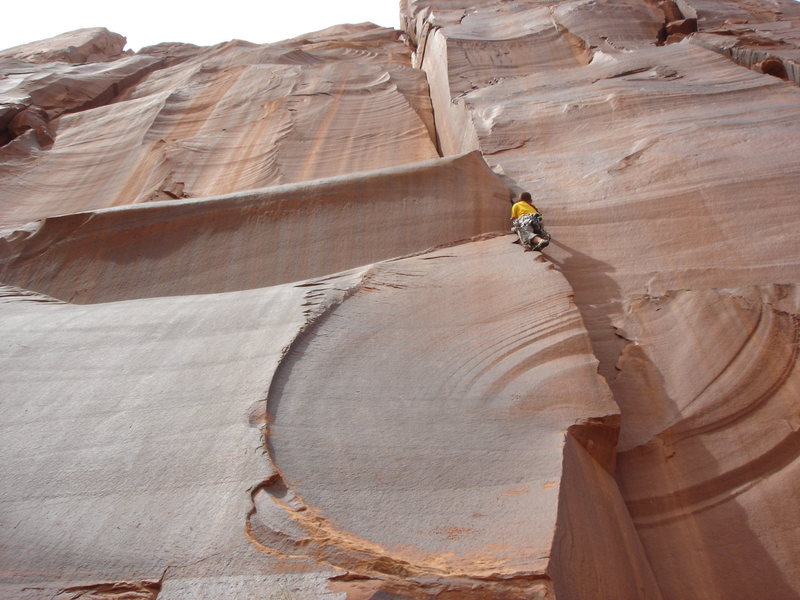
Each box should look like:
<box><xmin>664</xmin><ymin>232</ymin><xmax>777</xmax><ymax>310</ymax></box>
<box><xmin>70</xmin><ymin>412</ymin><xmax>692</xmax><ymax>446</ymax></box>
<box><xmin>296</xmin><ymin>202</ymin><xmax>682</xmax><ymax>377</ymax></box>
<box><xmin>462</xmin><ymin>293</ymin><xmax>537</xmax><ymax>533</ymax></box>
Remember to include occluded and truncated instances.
<box><xmin>0</xmin><ymin>151</ymin><xmax>509</xmax><ymax>303</ymax></box>
<box><xmin>0</xmin><ymin>25</ymin><xmax>438</xmax><ymax>227</ymax></box>
<box><xmin>3</xmin><ymin>2</ymin><xmax>800</xmax><ymax>598</ymax></box>
<box><xmin>0</xmin><ymin>277</ymin><xmax>355</xmax><ymax>600</ymax></box>
<box><xmin>402</xmin><ymin>0</ymin><xmax>800</xmax><ymax>597</ymax></box>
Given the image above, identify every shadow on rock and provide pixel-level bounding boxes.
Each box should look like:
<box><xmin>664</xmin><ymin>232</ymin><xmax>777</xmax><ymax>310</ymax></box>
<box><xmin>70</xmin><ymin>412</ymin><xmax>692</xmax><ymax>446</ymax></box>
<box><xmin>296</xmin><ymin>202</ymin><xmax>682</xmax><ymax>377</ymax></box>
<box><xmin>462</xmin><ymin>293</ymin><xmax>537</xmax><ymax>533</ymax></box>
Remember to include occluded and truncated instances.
<box><xmin>544</xmin><ymin>237</ymin><xmax>624</xmax><ymax>381</ymax></box>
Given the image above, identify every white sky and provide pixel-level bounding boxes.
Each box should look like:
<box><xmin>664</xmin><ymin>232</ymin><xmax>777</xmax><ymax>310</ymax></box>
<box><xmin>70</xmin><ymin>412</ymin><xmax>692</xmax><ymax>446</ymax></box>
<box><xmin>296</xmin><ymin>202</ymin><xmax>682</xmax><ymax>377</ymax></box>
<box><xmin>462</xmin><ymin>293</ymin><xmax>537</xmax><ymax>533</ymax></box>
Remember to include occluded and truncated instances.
<box><xmin>1</xmin><ymin>0</ymin><xmax>401</xmax><ymax>52</ymax></box>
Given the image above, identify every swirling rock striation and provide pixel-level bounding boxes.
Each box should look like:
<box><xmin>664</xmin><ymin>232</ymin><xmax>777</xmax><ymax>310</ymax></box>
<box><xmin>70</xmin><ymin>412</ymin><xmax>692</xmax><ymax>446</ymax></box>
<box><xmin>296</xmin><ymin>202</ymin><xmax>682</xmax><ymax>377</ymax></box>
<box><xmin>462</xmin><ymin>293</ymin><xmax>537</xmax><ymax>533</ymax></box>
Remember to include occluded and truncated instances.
<box><xmin>2</xmin><ymin>1</ymin><xmax>800</xmax><ymax>598</ymax></box>
<box><xmin>402</xmin><ymin>0</ymin><xmax>800</xmax><ymax>597</ymax></box>
<box><xmin>252</xmin><ymin>238</ymin><xmax>656</xmax><ymax>598</ymax></box>
<box><xmin>613</xmin><ymin>285</ymin><xmax>800</xmax><ymax>599</ymax></box>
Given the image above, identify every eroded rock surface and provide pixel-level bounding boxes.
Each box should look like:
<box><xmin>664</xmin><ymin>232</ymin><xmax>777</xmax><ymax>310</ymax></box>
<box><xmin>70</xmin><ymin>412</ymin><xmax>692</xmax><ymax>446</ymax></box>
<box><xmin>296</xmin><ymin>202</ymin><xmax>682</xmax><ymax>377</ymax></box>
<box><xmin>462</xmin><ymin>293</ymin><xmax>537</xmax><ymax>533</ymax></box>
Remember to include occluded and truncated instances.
<box><xmin>0</xmin><ymin>28</ymin><xmax>129</xmax><ymax>64</ymax></box>
<box><xmin>251</xmin><ymin>238</ymin><xmax>657</xmax><ymax>598</ymax></box>
<box><xmin>403</xmin><ymin>0</ymin><xmax>800</xmax><ymax>598</ymax></box>
<box><xmin>0</xmin><ymin>24</ymin><xmax>438</xmax><ymax>227</ymax></box>
<box><xmin>0</xmin><ymin>151</ymin><xmax>508</xmax><ymax>303</ymax></box>
<box><xmin>0</xmin><ymin>276</ymin><xmax>351</xmax><ymax>600</ymax></box>
<box><xmin>2</xmin><ymin>1</ymin><xmax>800</xmax><ymax>599</ymax></box>
<box><xmin>614</xmin><ymin>285</ymin><xmax>800</xmax><ymax>599</ymax></box>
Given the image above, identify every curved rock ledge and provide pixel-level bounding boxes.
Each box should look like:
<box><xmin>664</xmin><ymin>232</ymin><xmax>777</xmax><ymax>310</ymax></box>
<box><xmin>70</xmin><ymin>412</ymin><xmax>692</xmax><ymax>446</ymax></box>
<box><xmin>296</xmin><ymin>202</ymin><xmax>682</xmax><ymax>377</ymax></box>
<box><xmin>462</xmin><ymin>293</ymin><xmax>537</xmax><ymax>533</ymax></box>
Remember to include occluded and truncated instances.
<box><xmin>250</xmin><ymin>237</ymin><xmax>659</xmax><ymax>599</ymax></box>
<box><xmin>0</xmin><ymin>24</ymin><xmax>438</xmax><ymax>228</ymax></box>
<box><xmin>0</xmin><ymin>151</ymin><xmax>508</xmax><ymax>303</ymax></box>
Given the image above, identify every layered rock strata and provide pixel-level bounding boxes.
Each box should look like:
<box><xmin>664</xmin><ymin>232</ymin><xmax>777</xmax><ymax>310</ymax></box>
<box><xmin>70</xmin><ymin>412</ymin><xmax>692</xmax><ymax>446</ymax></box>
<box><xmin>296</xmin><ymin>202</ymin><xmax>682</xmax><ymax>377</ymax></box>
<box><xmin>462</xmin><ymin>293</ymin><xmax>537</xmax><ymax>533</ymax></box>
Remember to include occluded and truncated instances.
<box><xmin>0</xmin><ymin>151</ymin><xmax>508</xmax><ymax>303</ymax></box>
<box><xmin>1</xmin><ymin>2</ymin><xmax>800</xmax><ymax>599</ymax></box>
<box><xmin>1</xmin><ymin>23</ymin><xmax>631</xmax><ymax>599</ymax></box>
<box><xmin>0</xmin><ymin>24</ymin><xmax>437</xmax><ymax>227</ymax></box>
<box><xmin>402</xmin><ymin>0</ymin><xmax>800</xmax><ymax>597</ymax></box>
<box><xmin>0</xmin><ymin>273</ymin><xmax>360</xmax><ymax>600</ymax></box>
<box><xmin>251</xmin><ymin>238</ymin><xmax>658</xmax><ymax>599</ymax></box>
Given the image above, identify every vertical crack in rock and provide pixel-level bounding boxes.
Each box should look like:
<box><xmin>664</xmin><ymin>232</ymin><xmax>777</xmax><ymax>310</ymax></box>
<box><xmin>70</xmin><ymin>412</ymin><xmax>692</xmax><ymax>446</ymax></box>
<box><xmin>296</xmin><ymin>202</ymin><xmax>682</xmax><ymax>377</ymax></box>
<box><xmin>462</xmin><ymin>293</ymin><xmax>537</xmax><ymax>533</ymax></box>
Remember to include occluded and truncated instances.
<box><xmin>643</xmin><ymin>0</ymin><xmax>697</xmax><ymax>45</ymax></box>
<box><xmin>0</xmin><ymin>24</ymin><xmax>443</xmax><ymax>226</ymax></box>
<box><xmin>566</xmin><ymin>416</ymin><xmax>621</xmax><ymax>475</ymax></box>
<box><xmin>401</xmin><ymin>3</ymin><xmax>800</xmax><ymax>598</ymax></box>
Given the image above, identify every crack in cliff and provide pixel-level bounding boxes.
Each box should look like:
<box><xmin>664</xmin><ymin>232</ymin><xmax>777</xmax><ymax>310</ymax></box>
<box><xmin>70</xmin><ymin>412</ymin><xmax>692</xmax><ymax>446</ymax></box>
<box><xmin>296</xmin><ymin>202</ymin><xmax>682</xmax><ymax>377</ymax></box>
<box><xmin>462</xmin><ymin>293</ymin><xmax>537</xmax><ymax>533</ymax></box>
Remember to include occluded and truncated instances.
<box><xmin>384</xmin><ymin>67</ymin><xmax>442</xmax><ymax>155</ymax></box>
<box><xmin>644</xmin><ymin>0</ymin><xmax>697</xmax><ymax>45</ymax></box>
<box><xmin>567</xmin><ymin>416</ymin><xmax>622</xmax><ymax>475</ymax></box>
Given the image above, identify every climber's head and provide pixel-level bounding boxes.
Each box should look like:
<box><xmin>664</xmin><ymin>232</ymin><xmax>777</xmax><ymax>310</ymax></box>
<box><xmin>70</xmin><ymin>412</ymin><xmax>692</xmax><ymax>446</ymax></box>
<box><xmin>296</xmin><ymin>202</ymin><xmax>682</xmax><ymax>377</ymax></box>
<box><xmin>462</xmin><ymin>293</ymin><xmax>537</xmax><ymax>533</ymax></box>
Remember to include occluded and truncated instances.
<box><xmin>520</xmin><ymin>192</ymin><xmax>533</xmax><ymax>204</ymax></box>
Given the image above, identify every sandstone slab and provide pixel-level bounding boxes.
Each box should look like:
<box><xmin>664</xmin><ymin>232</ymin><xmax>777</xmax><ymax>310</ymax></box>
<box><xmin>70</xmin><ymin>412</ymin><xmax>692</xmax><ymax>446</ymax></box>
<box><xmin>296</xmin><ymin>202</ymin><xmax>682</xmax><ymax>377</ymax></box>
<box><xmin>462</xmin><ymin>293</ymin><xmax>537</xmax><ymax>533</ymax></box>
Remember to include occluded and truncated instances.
<box><xmin>0</xmin><ymin>274</ymin><xmax>363</xmax><ymax>599</ymax></box>
<box><xmin>401</xmin><ymin>1</ymin><xmax>800</xmax><ymax>597</ymax></box>
<box><xmin>0</xmin><ymin>24</ymin><xmax>438</xmax><ymax>227</ymax></box>
<box><xmin>252</xmin><ymin>236</ymin><xmax>657</xmax><ymax>598</ymax></box>
<box><xmin>0</xmin><ymin>151</ymin><xmax>508</xmax><ymax>303</ymax></box>
<box><xmin>3</xmin><ymin>1</ymin><xmax>800</xmax><ymax>597</ymax></box>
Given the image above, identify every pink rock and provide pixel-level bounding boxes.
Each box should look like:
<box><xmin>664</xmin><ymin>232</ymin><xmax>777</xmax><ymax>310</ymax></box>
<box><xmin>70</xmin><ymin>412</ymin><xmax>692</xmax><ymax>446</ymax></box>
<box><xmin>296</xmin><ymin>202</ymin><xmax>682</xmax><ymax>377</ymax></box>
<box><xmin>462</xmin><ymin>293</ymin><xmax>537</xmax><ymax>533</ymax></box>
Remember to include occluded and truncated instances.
<box><xmin>0</xmin><ymin>27</ymin><xmax>129</xmax><ymax>64</ymax></box>
<box><xmin>2</xmin><ymin>2</ymin><xmax>800</xmax><ymax>598</ymax></box>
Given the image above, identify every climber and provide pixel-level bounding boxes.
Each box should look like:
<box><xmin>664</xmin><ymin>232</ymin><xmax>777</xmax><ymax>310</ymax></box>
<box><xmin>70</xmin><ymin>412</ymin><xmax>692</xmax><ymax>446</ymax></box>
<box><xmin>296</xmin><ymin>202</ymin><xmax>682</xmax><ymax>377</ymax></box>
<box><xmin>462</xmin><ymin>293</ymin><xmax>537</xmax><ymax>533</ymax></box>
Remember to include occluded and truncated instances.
<box><xmin>511</xmin><ymin>192</ymin><xmax>550</xmax><ymax>251</ymax></box>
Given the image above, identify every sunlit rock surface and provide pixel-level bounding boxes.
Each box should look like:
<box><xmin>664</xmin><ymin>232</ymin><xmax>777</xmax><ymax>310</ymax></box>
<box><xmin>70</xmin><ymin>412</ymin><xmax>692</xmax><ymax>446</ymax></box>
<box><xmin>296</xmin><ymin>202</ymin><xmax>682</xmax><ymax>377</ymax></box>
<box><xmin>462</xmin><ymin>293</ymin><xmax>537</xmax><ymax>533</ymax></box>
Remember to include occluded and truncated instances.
<box><xmin>0</xmin><ymin>151</ymin><xmax>508</xmax><ymax>303</ymax></box>
<box><xmin>0</xmin><ymin>24</ymin><xmax>437</xmax><ymax>227</ymax></box>
<box><xmin>252</xmin><ymin>238</ymin><xmax>657</xmax><ymax>599</ymax></box>
<box><xmin>614</xmin><ymin>285</ymin><xmax>800</xmax><ymax>600</ymax></box>
<box><xmin>0</xmin><ymin>27</ymin><xmax>129</xmax><ymax>64</ymax></box>
<box><xmin>403</xmin><ymin>0</ymin><xmax>800</xmax><ymax>598</ymax></box>
<box><xmin>2</xmin><ymin>1</ymin><xmax>800</xmax><ymax>599</ymax></box>
<box><xmin>0</xmin><ymin>278</ymin><xmax>346</xmax><ymax>600</ymax></box>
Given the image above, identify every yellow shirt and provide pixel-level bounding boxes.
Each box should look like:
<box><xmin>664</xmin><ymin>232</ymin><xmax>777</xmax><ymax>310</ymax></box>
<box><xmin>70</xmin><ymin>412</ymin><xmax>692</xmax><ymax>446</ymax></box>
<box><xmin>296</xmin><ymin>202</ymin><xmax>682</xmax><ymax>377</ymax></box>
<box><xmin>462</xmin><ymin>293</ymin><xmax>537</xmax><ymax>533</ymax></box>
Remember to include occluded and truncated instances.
<box><xmin>511</xmin><ymin>201</ymin><xmax>539</xmax><ymax>220</ymax></box>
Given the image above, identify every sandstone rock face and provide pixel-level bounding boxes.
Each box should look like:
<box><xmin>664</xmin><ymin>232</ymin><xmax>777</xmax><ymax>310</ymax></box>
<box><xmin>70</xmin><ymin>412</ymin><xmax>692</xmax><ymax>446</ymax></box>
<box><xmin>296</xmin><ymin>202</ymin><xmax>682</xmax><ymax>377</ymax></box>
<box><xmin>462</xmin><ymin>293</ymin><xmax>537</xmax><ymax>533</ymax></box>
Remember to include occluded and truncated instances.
<box><xmin>1</xmin><ymin>3</ymin><xmax>799</xmax><ymax>599</ymax></box>
<box><xmin>403</xmin><ymin>0</ymin><xmax>800</xmax><ymax>598</ymax></box>
<box><xmin>0</xmin><ymin>152</ymin><xmax>508</xmax><ymax>303</ymax></box>
<box><xmin>0</xmin><ymin>24</ymin><xmax>437</xmax><ymax>227</ymax></box>
<box><xmin>253</xmin><ymin>238</ymin><xmax>658</xmax><ymax>599</ymax></box>
<box><xmin>0</xmin><ymin>28</ymin><xmax>129</xmax><ymax>64</ymax></box>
